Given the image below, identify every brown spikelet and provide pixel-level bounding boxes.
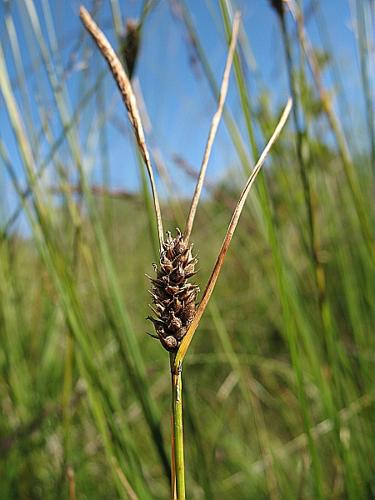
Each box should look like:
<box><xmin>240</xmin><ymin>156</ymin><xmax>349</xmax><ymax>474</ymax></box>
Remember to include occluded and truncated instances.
<box><xmin>120</xmin><ymin>19</ymin><xmax>140</xmax><ymax>80</ymax></box>
<box><xmin>269</xmin><ymin>0</ymin><xmax>284</xmax><ymax>17</ymax></box>
<box><xmin>147</xmin><ymin>229</ymin><xmax>199</xmax><ymax>352</ymax></box>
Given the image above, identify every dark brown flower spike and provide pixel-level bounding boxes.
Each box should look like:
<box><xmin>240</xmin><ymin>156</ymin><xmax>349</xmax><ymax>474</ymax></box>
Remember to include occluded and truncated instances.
<box><xmin>147</xmin><ymin>229</ymin><xmax>199</xmax><ymax>352</ymax></box>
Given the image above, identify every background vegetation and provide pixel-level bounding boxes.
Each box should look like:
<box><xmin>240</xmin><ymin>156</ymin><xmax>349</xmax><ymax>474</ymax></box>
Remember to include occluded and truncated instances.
<box><xmin>0</xmin><ymin>0</ymin><xmax>374</xmax><ymax>498</ymax></box>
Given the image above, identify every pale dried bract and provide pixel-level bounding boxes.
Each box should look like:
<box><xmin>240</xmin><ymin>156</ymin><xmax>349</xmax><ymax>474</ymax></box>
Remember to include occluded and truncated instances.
<box><xmin>148</xmin><ymin>229</ymin><xmax>199</xmax><ymax>352</ymax></box>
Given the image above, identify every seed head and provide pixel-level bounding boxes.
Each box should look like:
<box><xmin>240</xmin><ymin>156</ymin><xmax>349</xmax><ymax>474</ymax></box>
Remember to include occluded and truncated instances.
<box><xmin>148</xmin><ymin>229</ymin><xmax>199</xmax><ymax>352</ymax></box>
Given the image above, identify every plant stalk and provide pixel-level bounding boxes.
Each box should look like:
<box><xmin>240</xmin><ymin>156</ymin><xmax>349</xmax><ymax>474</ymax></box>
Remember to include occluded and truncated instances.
<box><xmin>171</xmin><ymin>360</ymin><xmax>185</xmax><ymax>499</ymax></box>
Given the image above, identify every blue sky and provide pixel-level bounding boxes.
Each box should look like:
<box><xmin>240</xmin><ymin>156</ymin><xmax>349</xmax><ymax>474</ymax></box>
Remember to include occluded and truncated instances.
<box><xmin>0</xmin><ymin>0</ymin><xmax>372</xmax><ymax>231</ymax></box>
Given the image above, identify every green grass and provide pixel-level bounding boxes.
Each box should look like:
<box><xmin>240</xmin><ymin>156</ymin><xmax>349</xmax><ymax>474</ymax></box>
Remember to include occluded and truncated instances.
<box><xmin>1</xmin><ymin>1</ymin><xmax>374</xmax><ymax>498</ymax></box>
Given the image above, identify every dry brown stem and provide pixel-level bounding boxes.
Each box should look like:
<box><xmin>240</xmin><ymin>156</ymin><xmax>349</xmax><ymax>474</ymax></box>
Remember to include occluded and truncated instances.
<box><xmin>79</xmin><ymin>6</ymin><xmax>164</xmax><ymax>245</ymax></box>
<box><xmin>183</xmin><ymin>12</ymin><xmax>240</xmax><ymax>242</ymax></box>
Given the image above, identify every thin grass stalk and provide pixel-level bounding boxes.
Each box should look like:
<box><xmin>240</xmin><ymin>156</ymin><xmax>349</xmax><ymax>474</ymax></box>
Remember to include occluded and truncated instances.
<box><xmin>0</xmin><ymin>243</ymin><xmax>31</xmax><ymax>419</ymax></box>
<box><xmin>276</xmin><ymin>4</ymin><xmax>317</xmax><ymax>255</ymax></box>
<box><xmin>137</xmin><ymin>147</ymin><xmax>160</xmax><ymax>258</ymax></box>
<box><xmin>219</xmin><ymin>0</ymin><xmax>258</xmax><ymax>156</ymax></box>
<box><xmin>184</xmin><ymin>12</ymin><xmax>240</xmax><ymax>242</ymax></box>
<box><xmin>61</xmin><ymin>176</ymin><xmax>83</xmax><ymax>490</ymax></box>
<box><xmin>313</xmin><ymin>1</ymin><xmax>353</xmax><ymax>141</ymax></box>
<box><xmin>177</xmin><ymin>1</ymin><xmax>250</xmax><ymax>166</ymax></box>
<box><xmin>4</xmin><ymin>5</ymin><xmax>37</xmax><ymax>152</ymax></box>
<box><xmin>354</xmin><ymin>0</ymin><xmax>375</xmax><ymax>177</ymax></box>
<box><xmin>110</xmin><ymin>0</ymin><xmax>123</xmax><ymax>45</ymax></box>
<box><xmin>170</xmin><ymin>406</ymin><xmax>177</xmax><ymax>499</ymax></box>
<box><xmin>133</xmin><ymin>80</ymin><xmax>186</xmax><ymax>228</ymax></box>
<box><xmin>171</xmin><ymin>357</ymin><xmax>185</xmax><ymax>500</ymax></box>
<box><xmin>96</xmin><ymin>74</ymin><xmax>112</xmax><ymax>228</ymax></box>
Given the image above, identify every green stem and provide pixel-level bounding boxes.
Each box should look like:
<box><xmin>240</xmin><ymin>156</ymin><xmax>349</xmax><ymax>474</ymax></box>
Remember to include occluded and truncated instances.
<box><xmin>171</xmin><ymin>362</ymin><xmax>185</xmax><ymax>500</ymax></box>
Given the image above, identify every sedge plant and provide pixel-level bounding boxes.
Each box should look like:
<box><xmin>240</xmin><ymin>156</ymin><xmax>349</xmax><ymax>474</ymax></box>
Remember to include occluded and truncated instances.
<box><xmin>79</xmin><ymin>6</ymin><xmax>292</xmax><ymax>499</ymax></box>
